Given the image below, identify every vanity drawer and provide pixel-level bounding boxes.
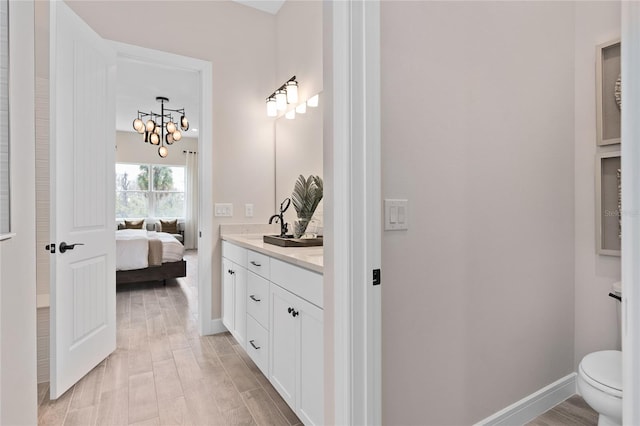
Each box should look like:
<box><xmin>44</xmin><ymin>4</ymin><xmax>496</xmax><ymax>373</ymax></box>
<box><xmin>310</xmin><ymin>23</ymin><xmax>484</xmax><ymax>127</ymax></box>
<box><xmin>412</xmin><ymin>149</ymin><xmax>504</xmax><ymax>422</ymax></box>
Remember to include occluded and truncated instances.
<box><xmin>222</xmin><ymin>241</ymin><xmax>247</xmax><ymax>267</ymax></box>
<box><xmin>247</xmin><ymin>250</ymin><xmax>270</xmax><ymax>279</ymax></box>
<box><xmin>247</xmin><ymin>272</ymin><xmax>269</xmax><ymax>328</ymax></box>
<box><xmin>246</xmin><ymin>315</ymin><xmax>269</xmax><ymax>376</ymax></box>
<box><xmin>270</xmin><ymin>258</ymin><xmax>323</xmax><ymax>309</ymax></box>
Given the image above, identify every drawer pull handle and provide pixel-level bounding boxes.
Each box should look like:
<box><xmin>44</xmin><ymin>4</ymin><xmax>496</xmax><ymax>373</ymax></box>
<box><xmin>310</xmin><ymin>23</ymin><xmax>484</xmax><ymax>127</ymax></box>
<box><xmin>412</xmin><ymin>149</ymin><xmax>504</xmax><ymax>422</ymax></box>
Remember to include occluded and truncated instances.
<box><xmin>249</xmin><ymin>340</ymin><xmax>261</xmax><ymax>350</ymax></box>
<box><xmin>250</xmin><ymin>295</ymin><xmax>261</xmax><ymax>302</ymax></box>
<box><xmin>250</xmin><ymin>260</ymin><xmax>262</xmax><ymax>267</ymax></box>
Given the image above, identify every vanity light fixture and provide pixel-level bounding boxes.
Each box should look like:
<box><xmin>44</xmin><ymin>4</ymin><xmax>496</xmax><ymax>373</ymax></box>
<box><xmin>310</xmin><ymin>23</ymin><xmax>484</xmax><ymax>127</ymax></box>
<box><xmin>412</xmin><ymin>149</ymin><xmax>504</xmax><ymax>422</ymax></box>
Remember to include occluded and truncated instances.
<box><xmin>265</xmin><ymin>75</ymin><xmax>298</xmax><ymax>116</ymax></box>
<box><xmin>295</xmin><ymin>102</ymin><xmax>307</xmax><ymax>114</ymax></box>
<box><xmin>132</xmin><ymin>96</ymin><xmax>189</xmax><ymax>158</ymax></box>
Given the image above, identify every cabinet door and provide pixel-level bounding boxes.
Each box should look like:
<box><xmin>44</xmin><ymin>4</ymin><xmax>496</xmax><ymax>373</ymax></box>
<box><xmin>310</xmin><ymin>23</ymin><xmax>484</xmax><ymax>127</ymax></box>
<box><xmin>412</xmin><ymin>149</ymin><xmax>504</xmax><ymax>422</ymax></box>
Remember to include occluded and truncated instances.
<box><xmin>222</xmin><ymin>258</ymin><xmax>234</xmax><ymax>332</ymax></box>
<box><xmin>297</xmin><ymin>299</ymin><xmax>324</xmax><ymax>426</ymax></box>
<box><xmin>269</xmin><ymin>283</ymin><xmax>297</xmax><ymax>409</ymax></box>
<box><xmin>233</xmin><ymin>264</ymin><xmax>247</xmax><ymax>348</ymax></box>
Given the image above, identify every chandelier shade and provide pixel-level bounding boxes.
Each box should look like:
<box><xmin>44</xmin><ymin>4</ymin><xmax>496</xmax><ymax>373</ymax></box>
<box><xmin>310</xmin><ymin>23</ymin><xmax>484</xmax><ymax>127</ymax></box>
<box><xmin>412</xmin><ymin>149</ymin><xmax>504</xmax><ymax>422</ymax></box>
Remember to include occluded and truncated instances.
<box><xmin>133</xmin><ymin>96</ymin><xmax>188</xmax><ymax>158</ymax></box>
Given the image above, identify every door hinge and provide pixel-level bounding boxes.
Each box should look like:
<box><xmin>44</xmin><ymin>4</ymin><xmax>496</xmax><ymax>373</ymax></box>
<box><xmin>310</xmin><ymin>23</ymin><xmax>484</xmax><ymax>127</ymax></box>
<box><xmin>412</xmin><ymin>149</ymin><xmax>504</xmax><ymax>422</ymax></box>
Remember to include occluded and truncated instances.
<box><xmin>45</xmin><ymin>243</ymin><xmax>56</xmax><ymax>254</ymax></box>
<box><xmin>373</xmin><ymin>268</ymin><xmax>381</xmax><ymax>286</ymax></box>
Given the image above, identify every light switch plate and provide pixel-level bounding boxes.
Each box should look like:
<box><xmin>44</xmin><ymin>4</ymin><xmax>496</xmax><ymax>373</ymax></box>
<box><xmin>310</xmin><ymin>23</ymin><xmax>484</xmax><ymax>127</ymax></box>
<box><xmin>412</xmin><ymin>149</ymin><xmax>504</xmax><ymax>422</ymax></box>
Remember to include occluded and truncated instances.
<box><xmin>245</xmin><ymin>204</ymin><xmax>254</xmax><ymax>217</ymax></box>
<box><xmin>214</xmin><ymin>203</ymin><xmax>233</xmax><ymax>217</ymax></box>
<box><xmin>384</xmin><ymin>199</ymin><xmax>408</xmax><ymax>230</ymax></box>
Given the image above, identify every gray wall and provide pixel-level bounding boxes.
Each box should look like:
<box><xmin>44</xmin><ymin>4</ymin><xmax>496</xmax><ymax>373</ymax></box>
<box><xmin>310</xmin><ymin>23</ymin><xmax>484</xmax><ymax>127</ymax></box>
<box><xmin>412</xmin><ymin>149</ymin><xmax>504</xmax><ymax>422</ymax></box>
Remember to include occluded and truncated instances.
<box><xmin>381</xmin><ymin>2</ymin><xmax>576</xmax><ymax>423</ymax></box>
<box><xmin>573</xmin><ymin>1</ymin><xmax>621</xmax><ymax>367</ymax></box>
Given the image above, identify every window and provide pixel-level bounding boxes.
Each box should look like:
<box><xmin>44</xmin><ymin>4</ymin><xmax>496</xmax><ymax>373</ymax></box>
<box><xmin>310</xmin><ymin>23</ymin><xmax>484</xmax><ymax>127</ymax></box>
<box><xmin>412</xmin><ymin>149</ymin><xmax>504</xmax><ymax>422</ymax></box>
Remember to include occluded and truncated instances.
<box><xmin>116</xmin><ymin>163</ymin><xmax>185</xmax><ymax>219</ymax></box>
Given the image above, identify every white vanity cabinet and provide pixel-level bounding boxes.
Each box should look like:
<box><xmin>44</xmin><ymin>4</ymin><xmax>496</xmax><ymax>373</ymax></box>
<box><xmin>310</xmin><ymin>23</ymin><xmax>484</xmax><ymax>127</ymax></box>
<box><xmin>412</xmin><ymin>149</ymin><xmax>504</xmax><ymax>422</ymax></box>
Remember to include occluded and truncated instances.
<box><xmin>222</xmin><ymin>242</ymin><xmax>247</xmax><ymax>349</ymax></box>
<box><xmin>221</xmin><ymin>238</ymin><xmax>324</xmax><ymax>426</ymax></box>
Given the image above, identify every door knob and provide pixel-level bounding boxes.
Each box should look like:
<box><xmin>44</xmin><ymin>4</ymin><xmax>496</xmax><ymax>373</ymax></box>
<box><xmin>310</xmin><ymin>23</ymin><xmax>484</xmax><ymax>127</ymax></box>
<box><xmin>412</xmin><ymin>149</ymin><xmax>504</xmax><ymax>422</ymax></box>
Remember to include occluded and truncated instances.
<box><xmin>59</xmin><ymin>242</ymin><xmax>84</xmax><ymax>254</ymax></box>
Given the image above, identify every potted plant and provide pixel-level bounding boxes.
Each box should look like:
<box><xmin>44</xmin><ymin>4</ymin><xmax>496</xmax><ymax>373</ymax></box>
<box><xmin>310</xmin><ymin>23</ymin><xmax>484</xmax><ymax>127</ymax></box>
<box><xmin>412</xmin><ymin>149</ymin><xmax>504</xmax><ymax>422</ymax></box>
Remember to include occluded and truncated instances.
<box><xmin>291</xmin><ymin>174</ymin><xmax>323</xmax><ymax>238</ymax></box>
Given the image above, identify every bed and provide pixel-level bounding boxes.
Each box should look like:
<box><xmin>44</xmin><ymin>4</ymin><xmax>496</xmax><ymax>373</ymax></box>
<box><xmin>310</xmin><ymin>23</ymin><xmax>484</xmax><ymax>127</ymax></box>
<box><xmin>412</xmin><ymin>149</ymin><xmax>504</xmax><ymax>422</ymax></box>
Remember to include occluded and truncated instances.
<box><xmin>115</xmin><ymin>229</ymin><xmax>186</xmax><ymax>284</ymax></box>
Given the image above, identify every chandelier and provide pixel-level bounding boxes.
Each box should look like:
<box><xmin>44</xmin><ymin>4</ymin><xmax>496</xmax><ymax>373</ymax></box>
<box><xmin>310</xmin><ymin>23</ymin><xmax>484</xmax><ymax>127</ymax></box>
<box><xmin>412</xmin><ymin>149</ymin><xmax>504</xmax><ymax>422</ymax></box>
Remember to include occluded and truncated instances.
<box><xmin>132</xmin><ymin>96</ymin><xmax>189</xmax><ymax>158</ymax></box>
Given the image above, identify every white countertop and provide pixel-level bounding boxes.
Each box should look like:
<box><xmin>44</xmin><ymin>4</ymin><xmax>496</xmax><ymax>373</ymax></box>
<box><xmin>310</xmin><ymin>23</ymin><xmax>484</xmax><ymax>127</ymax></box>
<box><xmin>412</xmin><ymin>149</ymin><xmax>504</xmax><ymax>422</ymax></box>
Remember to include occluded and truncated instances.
<box><xmin>221</xmin><ymin>233</ymin><xmax>323</xmax><ymax>274</ymax></box>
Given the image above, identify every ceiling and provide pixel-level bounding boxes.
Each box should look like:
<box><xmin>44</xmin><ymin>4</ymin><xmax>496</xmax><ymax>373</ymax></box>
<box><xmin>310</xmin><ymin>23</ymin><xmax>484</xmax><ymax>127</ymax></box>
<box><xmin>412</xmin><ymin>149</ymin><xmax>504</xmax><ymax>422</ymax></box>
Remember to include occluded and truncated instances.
<box><xmin>116</xmin><ymin>58</ymin><xmax>200</xmax><ymax>138</ymax></box>
<box><xmin>232</xmin><ymin>0</ymin><xmax>285</xmax><ymax>15</ymax></box>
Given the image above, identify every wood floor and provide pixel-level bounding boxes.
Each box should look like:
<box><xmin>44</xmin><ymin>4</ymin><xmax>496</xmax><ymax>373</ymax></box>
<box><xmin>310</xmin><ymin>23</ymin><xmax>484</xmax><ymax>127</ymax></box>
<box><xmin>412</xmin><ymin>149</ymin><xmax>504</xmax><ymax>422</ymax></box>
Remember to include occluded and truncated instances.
<box><xmin>527</xmin><ymin>395</ymin><xmax>598</xmax><ymax>426</ymax></box>
<box><xmin>38</xmin><ymin>250</ymin><xmax>301</xmax><ymax>426</ymax></box>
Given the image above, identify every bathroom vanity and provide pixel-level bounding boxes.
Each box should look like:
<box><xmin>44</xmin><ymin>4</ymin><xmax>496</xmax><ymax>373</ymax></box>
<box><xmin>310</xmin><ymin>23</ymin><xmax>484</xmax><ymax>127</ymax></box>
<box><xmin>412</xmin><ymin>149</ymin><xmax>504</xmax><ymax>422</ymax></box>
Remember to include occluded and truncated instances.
<box><xmin>221</xmin><ymin>233</ymin><xmax>323</xmax><ymax>426</ymax></box>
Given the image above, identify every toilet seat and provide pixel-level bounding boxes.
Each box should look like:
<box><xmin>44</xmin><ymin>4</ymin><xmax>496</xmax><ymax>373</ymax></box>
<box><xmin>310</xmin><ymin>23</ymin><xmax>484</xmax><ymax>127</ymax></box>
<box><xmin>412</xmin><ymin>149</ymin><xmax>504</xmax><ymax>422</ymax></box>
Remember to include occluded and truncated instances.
<box><xmin>579</xmin><ymin>350</ymin><xmax>622</xmax><ymax>398</ymax></box>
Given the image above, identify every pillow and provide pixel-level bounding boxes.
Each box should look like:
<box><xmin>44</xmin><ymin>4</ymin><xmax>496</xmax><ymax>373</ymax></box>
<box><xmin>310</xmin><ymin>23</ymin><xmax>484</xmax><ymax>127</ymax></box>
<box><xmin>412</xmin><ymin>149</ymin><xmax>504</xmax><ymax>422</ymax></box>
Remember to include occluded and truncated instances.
<box><xmin>124</xmin><ymin>219</ymin><xmax>144</xmax><ymax>229</ymax></box>
<box><xmin>160</xmin><ymin>219</ymin><xmax>178</xmax><ymax>234</ymax></box>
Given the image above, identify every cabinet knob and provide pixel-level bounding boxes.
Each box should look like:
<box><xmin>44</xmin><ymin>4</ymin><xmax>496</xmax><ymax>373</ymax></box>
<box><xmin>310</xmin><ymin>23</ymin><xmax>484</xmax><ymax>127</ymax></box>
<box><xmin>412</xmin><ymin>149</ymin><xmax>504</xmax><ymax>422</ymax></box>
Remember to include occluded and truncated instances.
<box><xmin>292</xmin><ymin>309</ymin><xmax>299</xmax><ymax>317</ymax></box>
<box><xmin>228</xmin><ymin>269</ymin><xmax>235</xmax><ymax>275</ymax></box>
<box><xmin>288</xmin><ymin>307</ymin><xmax>293</xmax><ymax>314</ymax></box>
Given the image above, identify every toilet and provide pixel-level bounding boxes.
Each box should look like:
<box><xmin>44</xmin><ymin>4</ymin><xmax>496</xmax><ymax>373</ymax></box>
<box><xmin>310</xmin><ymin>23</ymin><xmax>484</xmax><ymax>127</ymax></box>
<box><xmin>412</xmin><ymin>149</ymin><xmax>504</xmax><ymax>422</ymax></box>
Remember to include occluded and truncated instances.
<box><xmin>577</xmin><ymin>281</ymin><xmax>622</xmax><ymax>426</ymax></box>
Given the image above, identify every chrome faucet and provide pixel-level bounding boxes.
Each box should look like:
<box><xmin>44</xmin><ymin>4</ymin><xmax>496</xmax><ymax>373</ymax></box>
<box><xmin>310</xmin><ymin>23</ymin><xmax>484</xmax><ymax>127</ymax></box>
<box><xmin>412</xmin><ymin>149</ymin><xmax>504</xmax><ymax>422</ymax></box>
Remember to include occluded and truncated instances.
<box><xmin>269</xmin><ymin>198</ymin><xmax>291</xmax><ymax>237</ymax></box>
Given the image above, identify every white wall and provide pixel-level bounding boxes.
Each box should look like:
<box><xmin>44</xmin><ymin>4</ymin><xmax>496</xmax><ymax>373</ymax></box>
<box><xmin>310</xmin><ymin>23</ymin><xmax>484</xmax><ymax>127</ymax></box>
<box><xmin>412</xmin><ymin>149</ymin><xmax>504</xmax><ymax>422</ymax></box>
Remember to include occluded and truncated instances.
<box><xmin>381</xmin><ymin>2</ymin><xmax>576</xmax><ymax>423</ymax></box>
<box><xmin>66</xmin><ymin>0</ymin><xmax>277</xmax><ymax>319</ymax></box>
<box><xmin>0</xmin><ymin>0</ymin><xmax>37</xmax><ymax>423</ymax></box>
<box><xmin>116</xmin><ymin>131</ymin><xmax>198</xmax><ymax>166</ymax></box>
<box><xmin>574</xmin><ymin>2</ymin><xmax>622</xmax><ymax>365</ymax></box>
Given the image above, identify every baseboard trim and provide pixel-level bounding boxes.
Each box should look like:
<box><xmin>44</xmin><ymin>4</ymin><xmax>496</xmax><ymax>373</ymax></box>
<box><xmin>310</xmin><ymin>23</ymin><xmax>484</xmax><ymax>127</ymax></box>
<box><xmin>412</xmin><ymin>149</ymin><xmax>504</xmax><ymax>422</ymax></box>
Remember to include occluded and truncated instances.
<box><xmin>474</xmin><ymin>372</ymin><xmax>577</xmax><ymax>426</ymax></box>
<box><xmin>207</xmin><ymin>318</ymin><xmax>228</xmax><ymax>335</ymax></box>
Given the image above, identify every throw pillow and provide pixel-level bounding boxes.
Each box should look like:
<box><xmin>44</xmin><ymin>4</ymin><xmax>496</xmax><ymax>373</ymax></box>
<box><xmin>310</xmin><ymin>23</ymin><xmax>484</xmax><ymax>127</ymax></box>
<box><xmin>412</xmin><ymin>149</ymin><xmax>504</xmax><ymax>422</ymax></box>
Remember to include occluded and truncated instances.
<box><xmin>160</xmin><ymin>219</ymin><xmax>178</xmax><ymax>234</ymax></box>
<box><xmin>124</xmin><ymin>219</ymin><xmax>144</xmax><ymax>229</ymax></box>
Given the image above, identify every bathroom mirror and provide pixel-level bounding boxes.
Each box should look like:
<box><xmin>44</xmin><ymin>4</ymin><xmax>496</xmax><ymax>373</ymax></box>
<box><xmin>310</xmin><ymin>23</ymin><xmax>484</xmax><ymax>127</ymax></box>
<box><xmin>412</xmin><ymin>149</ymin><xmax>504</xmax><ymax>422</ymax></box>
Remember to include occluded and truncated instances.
<box><xmin>274</xmin><ymin>94</ymin><xmax>323</xmax><ymax>230</ymax></box>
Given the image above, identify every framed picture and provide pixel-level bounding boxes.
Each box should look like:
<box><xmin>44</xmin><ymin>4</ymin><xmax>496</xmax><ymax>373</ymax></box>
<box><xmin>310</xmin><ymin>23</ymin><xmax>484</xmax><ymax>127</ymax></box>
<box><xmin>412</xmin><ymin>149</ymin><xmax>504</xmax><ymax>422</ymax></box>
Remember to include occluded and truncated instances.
<box><xmin>596</xmin><ymin>151</ymin><xmax>621</xmax><ymax>256</ymax></box>
<box><xmin>596</xmin><ymin>38</ymin><xmax>621</xmax><ymax>146</ymax></box>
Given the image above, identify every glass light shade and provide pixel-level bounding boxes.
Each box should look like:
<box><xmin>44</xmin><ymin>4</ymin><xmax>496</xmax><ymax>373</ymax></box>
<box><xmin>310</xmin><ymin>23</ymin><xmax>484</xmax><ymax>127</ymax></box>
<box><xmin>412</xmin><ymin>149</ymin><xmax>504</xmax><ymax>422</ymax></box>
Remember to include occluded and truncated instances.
<box><xmin>286</xmin><ymin>80</ymin><xmax>298</xmax><ymax>104</ymax></box>
<box><xmin>295</xmin><ymin>102</ymin><xmax>307</xmax><ymax>114</ymax></box>
<box><xmin>150</xmin><ymin>133</ymin><xmax>160</xmax><ymax>145</ymax></box>
<box><xmin>154</xmin><ymin>126</ymin><xmax>160</xmax><ymax>135</ymax></box>
<box><xmin>145</xmin><ymin>119</ymin><xmax>156</xmax><ymax>132</ymax></box>
<box><xmin>275</xmin><ymin>89</ymin><xmax>287</xmax><ymax>111</ymax></box>
<box><xmin>158</xmin><ymin>146</ymin><xmax>168</xmax><ymax>158</ymax></box>
<box><xmin>165</xmin><ymin>133</ymin><xmax>174</xmax><ymax>145</ymax></box>
<box><xmin>285</xmin><ymin>109</ymin><xmax>296</xmax><ymax>120</ymax></box>
<box><xmin>180</xmin><ymin>115</ymin><xmax>189</xmax><ymax>131</ymax></box>
<box><xmin>133</xmin><ymin>118</ymin><xmax>144</xmax><ymax>133</ymax></box>
<box><xmin>266</xmin><ymin>98</ymin><xmax>277</xmax><ymax>117</ymax></box>
<box><xmin>172</xmin><ymin>130</ymin><xmax>182</xmax><ymax>141</ymax></box>
<box><xmin>307</xmin><ymin>94</ymin><xmax>319</xmax><ymax>107</ymax></box>
<box><xmin>166</xmin><ymin>121</ymin><xmax>177</xmax><ymax>133</ymax></box>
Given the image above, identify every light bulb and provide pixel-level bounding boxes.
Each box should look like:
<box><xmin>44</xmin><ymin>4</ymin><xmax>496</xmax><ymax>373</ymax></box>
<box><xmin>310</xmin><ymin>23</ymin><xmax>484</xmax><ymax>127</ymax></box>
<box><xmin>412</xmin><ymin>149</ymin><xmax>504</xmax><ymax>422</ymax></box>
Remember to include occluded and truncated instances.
<box><xmin>266</xmin><ymin>97</ymin><xmax>277</xmax><ymax>117</ymax></box>
<box><xmin>286</xmin><ymin>80</ymin><xmax>298</xmax><ymax>104</ymax></box>
<box><xmin>295</xmin><ymin>102</ymin><xmax>307</xmax><ymax>114</ymax></box>
<box><xmin>158</xmin><ymin>146</ymin><xmax>168</xmax><ymax>158</ymax></box>
<box><xmin>180</xmin><ymin>115</ymin><xmax>189</xmax><ymax>131</ymax></box>
<box><xmin>275</xmin><ymin>89</ymin><xmax>287</xmax><ymax>111</ymax></box>
<box><xmin>150</xmin><ymin>133</ymin><xmax>160</xmax><ymax>145</ymax></box>
<box><xmin>166</xmin><ymin>121</ymin><xmax>177</xmax><ymax>133</ymax></box>
<box><xmin>307</xmin><ymin>94</ymin><xmax>319</xmax><ymax>107</ymax></box>
<box><xmin>145</xmin><ymin>119</ymin><xmax>156</xmax><ymax>132</ymax></box>
<box><xmin>285</xmin><ymin>109</ymin><xmax>296</xmax><ymax>120</ymax></box>
<box><xmin>133</xmin><ymin>118</ymin><xmax>144</xmax><ymax>133</ymax></box>
<box><xmin>173</xmin><ymin>130</ymin><xmax>182</xmax><ymax>141</ymax></box>
<box><xmin>166</xmin><ymin>133</ymin><xmax>174</xmax><ymax>145</ymax></box>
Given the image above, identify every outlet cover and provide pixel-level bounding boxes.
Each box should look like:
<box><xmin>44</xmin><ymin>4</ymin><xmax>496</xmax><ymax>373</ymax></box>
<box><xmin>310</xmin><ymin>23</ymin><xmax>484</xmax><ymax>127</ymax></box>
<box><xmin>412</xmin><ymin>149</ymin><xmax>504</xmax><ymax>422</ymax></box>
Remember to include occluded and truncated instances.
<box><xmin>245</xmin><ymin>204</ymin><xmax>254</xmax><ymax>217</ymax></box>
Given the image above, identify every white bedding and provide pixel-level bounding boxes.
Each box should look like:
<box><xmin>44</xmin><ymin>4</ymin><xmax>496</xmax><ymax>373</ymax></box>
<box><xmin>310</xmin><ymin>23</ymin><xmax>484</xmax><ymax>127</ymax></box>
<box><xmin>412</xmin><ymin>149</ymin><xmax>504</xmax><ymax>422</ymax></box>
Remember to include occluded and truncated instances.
<box><xmin>115</xmin><ymin>229</ymin><xmax>184</xmax><ymax>271</ymax></box>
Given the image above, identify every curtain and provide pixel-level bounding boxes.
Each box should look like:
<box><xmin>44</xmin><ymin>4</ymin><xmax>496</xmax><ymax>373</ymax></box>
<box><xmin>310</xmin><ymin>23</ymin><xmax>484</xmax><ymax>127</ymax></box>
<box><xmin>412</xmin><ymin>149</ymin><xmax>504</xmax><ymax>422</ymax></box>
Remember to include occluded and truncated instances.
<box><xmin>184</xmin><ymin>151</ymin><xmax>198</xmax><ymax>249</ymax></box>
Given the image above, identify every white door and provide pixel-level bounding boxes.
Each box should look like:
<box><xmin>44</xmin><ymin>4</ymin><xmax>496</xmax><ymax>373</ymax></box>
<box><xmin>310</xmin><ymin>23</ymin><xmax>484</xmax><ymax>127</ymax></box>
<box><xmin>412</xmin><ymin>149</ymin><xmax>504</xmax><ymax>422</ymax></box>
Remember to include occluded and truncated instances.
<box><xmin>49</xmin><ymin>1</ymin><xmax>116</xmax><ymax>399</ymax></box>
<box><xmin>222</xmin><ymin>258</ymin><xmax>234</xmax><ymax>331</ymax></box>
<box><xmin>269</xmin><ymin>284</ymin><xmax>297</xmax><ymax>408</ymax></box>
<box><xmin>297</xmin><ymin>298</ymin><xmax>323</xmax><ymax>426</ymax></box>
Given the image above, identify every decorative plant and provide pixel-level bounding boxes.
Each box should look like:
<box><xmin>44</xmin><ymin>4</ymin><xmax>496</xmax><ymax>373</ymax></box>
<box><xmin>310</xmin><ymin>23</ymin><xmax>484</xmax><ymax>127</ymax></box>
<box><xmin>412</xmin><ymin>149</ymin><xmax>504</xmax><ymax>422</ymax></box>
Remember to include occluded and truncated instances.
<box><xmin>291</xmin><ymin>174</ymin><xmax>323</xmax><ymax>238</ymax></box>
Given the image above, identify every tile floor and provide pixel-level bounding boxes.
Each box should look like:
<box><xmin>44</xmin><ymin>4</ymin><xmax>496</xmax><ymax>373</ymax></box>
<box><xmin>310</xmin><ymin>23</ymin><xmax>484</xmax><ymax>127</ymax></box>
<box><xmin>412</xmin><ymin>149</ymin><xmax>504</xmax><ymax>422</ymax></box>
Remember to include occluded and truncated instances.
<box><xmin>527</xmin><ymin>395</ymin><xmax>597</xmax><ymax>426</ymax></box>
<box><xmin>38</xmin><ymin>250</ymin><xmax>301</xmax><ymax>426</ymax></box>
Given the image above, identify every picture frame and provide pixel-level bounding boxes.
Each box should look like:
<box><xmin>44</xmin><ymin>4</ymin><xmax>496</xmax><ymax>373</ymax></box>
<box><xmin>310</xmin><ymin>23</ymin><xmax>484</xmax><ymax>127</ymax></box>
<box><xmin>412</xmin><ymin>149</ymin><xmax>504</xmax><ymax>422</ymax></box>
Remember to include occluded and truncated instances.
<box><xmin>596</xmin><ymin>151</ymin><xmax>621</xmax><ymax>256</ymax></box>
<box><xmin>596</xmin><ymin>38</ymin><xmax>621</xmax><ymax>146</ymax></box>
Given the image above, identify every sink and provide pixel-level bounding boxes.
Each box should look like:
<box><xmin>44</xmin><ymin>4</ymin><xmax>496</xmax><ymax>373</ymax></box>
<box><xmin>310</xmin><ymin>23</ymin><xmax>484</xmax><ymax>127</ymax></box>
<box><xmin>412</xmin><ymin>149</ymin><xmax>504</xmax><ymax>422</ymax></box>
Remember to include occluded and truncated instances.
<box><xmin>263</xmin><ymin>234</ymin><xmax>323</xmax><ymax>247</ymax></box>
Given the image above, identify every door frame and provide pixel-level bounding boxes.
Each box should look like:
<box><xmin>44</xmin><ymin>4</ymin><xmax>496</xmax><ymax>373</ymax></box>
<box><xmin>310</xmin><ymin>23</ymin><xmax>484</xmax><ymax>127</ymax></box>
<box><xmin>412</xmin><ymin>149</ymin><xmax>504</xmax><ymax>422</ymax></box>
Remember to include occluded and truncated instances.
<box><xmin>327</xmin><ymin>1</ymin><xmax>382</xmax><ymax>424</ymax></box>
<box><xmin>110</xmin><ymin>41</ymin><xmax>213</xmax><ymax>336</ymax></box>
<box><xmin>621</xmin><ymin>3</ymin><xmax>640</xmax><ymax>424</ymax></box>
